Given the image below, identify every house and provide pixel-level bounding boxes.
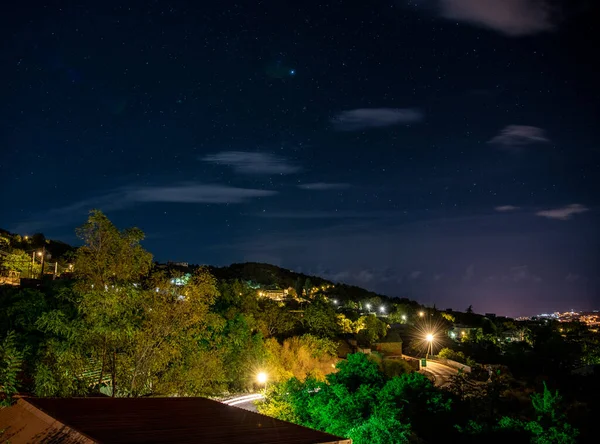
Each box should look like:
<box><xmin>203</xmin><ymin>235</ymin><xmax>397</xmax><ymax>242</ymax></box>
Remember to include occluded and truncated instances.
<box><xmin>449</xmin><ymin>324</ymin><xmax>482</xmax><ymax>339</ymax></box>
<box><xmin>257</xmin><ymin>288</ymin><xmax>290</xmax><ymax>301</ymax></box>
<box><xmin>0</xmin><ymin>397</ymin><xmax>350</xmax><ymax>444</ymax></box>
<box><xmin>372</xmin><ymin>328</ymin><xmax>403</xmax><ymax>356</ymax></box>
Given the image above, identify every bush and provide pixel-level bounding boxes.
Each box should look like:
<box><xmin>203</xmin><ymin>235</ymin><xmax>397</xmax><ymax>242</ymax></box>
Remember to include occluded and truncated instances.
<box><xmin>381</xmin><ymin>359</ymin><xmax>413</xmax><ymax>378</ymax></box>
<box><xmin>438</xmin><ymin>347</ymin><xmax>466</xmax><ymax>364</ymax></box>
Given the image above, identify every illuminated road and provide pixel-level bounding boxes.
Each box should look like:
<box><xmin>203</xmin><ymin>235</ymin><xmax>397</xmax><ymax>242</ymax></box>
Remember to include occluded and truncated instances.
<box><xmin>221</xmin><ymin>393</ymin><xmax>264</xmax><ymax>412</ymax></box>
<box><xmin>420</xmin><ymin>360</ymin><xmax>458</xmax><ymax>387</ymax></box>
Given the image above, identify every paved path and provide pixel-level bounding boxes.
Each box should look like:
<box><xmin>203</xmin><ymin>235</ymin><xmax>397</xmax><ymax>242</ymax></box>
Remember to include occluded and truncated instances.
<box><xmin>221</xmin><ymin>393</ymin><xmax>264</xmax><ymax>412</ymax></box>
<box><xmin>420</xmin><ymin>360</ymin><xmax>458</xmax><ymax>387</ymax></box>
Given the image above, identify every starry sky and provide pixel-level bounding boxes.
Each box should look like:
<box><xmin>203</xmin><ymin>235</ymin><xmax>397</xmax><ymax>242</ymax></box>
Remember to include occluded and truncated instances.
<box><xmin>1</xmin><ymin>0</ymin><xmax>599</xmax><ymax>317</ymax></box>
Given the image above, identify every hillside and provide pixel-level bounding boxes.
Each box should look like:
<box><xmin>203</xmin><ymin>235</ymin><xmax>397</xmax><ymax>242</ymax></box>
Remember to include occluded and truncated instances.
<box><xmin>209</xmin><ymin>262</ymin><xmax>422</xmax><ymax>308</ymax></box>
<box><xmin>1</xmin><ymin>228</ymin><xmax>424</xmax><ymax>309</ymax></box>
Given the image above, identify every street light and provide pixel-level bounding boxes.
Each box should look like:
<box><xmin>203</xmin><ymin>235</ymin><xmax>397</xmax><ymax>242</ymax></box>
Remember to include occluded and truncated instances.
<box><xmin>401</xmin><ymin>314</ymin><xmax>407</xmax><ymax>321</ymax></box>
<box><xmin>379</xmin><ymin>306</ymin><xmax>385</xmax><ymax>314</ymax></box>
<box><xmin>365</xmin><ymin>303</ymin><xmax>371</xmax><ymax>312</ymax></box>
<box><xmin>419</xmin><ymin>311</ymin><xmax>424</xmax><ymax>317</ymax></box>
<box><xmin>257</xmin><ymin>372</ymin><xmax>268</xmax><ymax>390</ymax></box>
<box><xmin>333</xmin><ymin>299</ymin><xmax>338</xmax><ymax>305</ymax></box>
<box><xmin>425</xmin><ymin>333</ymin><xmax>434</xmax><ymax>360</ymax></box>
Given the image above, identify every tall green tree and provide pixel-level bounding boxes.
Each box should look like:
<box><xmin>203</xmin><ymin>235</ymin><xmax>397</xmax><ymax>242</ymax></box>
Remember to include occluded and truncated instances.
<box><xmin>73</xmin><ymin>209</ymin><xmax>153</xmax><ymax>395</ymax></box>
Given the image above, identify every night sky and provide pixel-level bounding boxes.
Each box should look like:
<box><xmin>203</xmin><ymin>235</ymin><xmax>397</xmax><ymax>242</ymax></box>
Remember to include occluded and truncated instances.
<box><xmin>2</xmin><ymin>1</ymin><xmax>599</xmax><ymax>317</ymax></box>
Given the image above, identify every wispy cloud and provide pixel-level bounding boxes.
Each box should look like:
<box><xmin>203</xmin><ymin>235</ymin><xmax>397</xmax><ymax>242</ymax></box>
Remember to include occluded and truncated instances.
<box><xmin>437</xmin><ymin>0</ymin><xmax>555</xmax><ymax>36</ymax></box>
<box><xmin>201</xmin><ymin>151</ymin><xmax>299</xmax><ymax>175</ymax></box>
<box><xmin>297</xmin><ymin>182</ymin><xmax>351</xmax><ymax>191</ymax></box>
<box><xmin>128</xmin><ymin>184</ymin><xmax>276</xmax><ymax>203</ymax></box>
<box><xmin>488</xmin><ymin>125</ymin><xmax>549</xmax><ymax>148</ymax></box>
<box><xmin>485</xmin><ymin>265</ymin><xmax>542</xmax><ymax>283</ymax></box>
<box><xmin>463</xmin><ymin>264</ymin><xmax>475</xmax><ymax>282</ymax></box>
<box><xmin>495</xmin><ymin>205</ymin><xmax>520</xmax><ymax>212</ymax></box>
<box><xmin>409</xmin><ymin>271</ymin><xmax>422</xmax><ymax>280</ymax></box>
<box><xmin>11</xmin><ymin>183</ymin><xmax>277</xmax><ymax>232</ymax></box>
<box><xmin>256</xmin><ymin>210</ymin><xmax>360</xmax><ymax>219</ymax></box>
<box><xmin>331</xmin><ymin>108</ymin><xmax>423</xmax><ymax>131</ymax></box>
<box><xmin>536</xmin><ymin>204</ymin><xmax>589</xmax><ymax>221</ymax></box>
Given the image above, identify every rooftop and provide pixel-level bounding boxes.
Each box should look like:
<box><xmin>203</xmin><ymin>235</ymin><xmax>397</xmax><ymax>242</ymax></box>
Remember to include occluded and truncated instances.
<box><xmin>0</xmin><ymin>397</ymin><xmax>350</xmax><ymax>444</ymax></box>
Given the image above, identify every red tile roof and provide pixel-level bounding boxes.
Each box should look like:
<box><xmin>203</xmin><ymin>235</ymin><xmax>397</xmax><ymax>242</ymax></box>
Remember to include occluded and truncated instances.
<box><xmin>0</xmin><ymin>397</ymin><xmax>351</xmax><ymax>444</ymax></box>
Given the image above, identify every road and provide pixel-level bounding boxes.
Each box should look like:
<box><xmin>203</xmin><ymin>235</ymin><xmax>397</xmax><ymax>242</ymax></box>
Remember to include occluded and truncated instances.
<box><xmin>420</xmin><ymin>360</ymin><xmax>458</xmax><ymax>387</ymax></box>
<box><xmin>221</xmin><ymin>393</ymin><xmax>264</xmax><ymax>412</ymax></box>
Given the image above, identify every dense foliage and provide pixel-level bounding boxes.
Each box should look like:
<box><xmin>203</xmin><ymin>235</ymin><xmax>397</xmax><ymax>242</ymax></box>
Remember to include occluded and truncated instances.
<box><xmin>0</xmin><ymin>214</ymin><xmax>597</xmax><ymax>442</ymax></box>
<box><xmin>260</xmin><ymin>353</ymin><xmax>579</xmax><ymax>444</ymax></box>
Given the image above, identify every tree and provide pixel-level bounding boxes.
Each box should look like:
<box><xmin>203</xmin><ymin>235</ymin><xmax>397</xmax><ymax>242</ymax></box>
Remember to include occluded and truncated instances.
<box><xmin>0</xmin><ymin>249</ymin><xmax>34</xmax><ymax>276</ymax></box>
<box><xmin>72</xmin><ymin>210</ymin><xmax>153</xmax><ymax>396</ymax></box>
<box><xmin>258</xmin><ymin>353</ymin><xmax>454</xmax><ymax>443</ymax></box>
<box><xmin>441</xmin><ymin>312</ymin><xmax>456</xmax><ymax>323</ymax></box>
<box><xmin>302</xmin><ymin>298</ymin><xmax>339</xmax><ymax>338</ymax></box>
<box><xmin>0</xmin><ymin>331</ymin><xmax>25</xmax><ymax>406</ymax></box>
<box><xmin>466</xmin><ymin>305</ymin><xmax>474</xmax><ymax>314</ymax></box>
<box><xmin>120</xmin><ymin>267</ymin><xmax>220</xmax><ymax>396</ymax></box>
<box><xmin>303</xmin><ymin>278</ymin><xmax>313</xmax><ymax>298</ymax></box>
<box><xmin>256</xmin><ymin>300</ymin><xmax>297</xmax><ymax>338</ymax></box>
<box><xmin>496</xmin><ymin>383</ymin><xmax>579</xmax><ymax>443</ymax></box>
<box><xmin>337</xmin><ymin>314</ymin><xmax>354</xmax><ymax>334</ymax></box>
<box><xmin>357</xmin><ymin>315</ymin><xmax>388</xmax><ymax>344</ymax></box>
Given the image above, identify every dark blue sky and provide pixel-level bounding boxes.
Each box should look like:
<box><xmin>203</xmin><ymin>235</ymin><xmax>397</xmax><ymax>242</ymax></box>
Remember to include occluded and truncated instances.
<box><xmin>2</xmin><ymin>0</ymin><xmax>598</xmax><ymax>316</ymax></box>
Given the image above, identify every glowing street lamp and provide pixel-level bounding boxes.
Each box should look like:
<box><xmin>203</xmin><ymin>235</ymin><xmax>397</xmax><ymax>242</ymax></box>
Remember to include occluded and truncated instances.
<box><xmin>401</xmin><ymin>314</ymin><xmax>407</xmax><ymax>322</ymax></box>
<box><xmin>379</xmin><ymin>306</ymin><xmax>385</xmax><ymax>313</ymax></box>
<box><xmin>419</xmin><ymin>311</ymin><xmax>424</xmax><ymax>317</ymax></box>
<box><xmin>365</xmin><ymin>303</ymin><xmax>371</xmax><ymax>312</ymax></box>
<box><xmin>257</xmin><ymin>372</ymin><xmax>268</xmax><ymax>389</ymax></box>
<box><xmin>425</xmin><ymin>333</ymin><xmax>434</xmax><ymax>360</ymax></box>
<box><xmin>333</xmin><ymin>299</ymin><xmax>338</xmax><ymax>305</ymax></box>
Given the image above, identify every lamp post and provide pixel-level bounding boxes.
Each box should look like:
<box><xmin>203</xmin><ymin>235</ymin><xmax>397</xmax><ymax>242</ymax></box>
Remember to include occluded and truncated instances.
<box><xmin>365</xmin><ymin>303</ymin><xmax>371</xmax><ymax>313</ymax></box>
<box><xmin>425</xmin><ymin>333</ymin><xmax>434</xmax><ymax>360</ymax></box>
<box><xmin>419</xmin><ymin>311</ymin><xmax>424</xmax><ymax>317</ymax></box>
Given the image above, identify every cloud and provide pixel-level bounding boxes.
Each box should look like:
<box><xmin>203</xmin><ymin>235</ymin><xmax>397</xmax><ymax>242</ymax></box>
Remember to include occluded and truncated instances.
<box><xmin>356</xmin><ymin>269</ymin><xmax>375</xmax><ymax>283</ymax></box>
<box><xmin>485</xmin><ymin>265</ymin><xmax>542</xmax><ymax>283</ymax></box>
<box><xmin>201</xmin><ymin>151</ymin><xmax>299</xmax><ymax>175</ymax></box>
<box><xmin>11</xmin><ymin>183</ymin><xmax>277</xmax><ymax>232</ymax></box>
<box><xmin>256</xmin><ymin>210</ymin><xmax>360</xmax><ymax>219</ymax></box>
<box><xmin>128</xmin><ymin>184</ymin><xmax>276</xmax><ymax>204</ymax></box>
<box><xmin>409</xmin><ymin>271</ymin><xmax>422</xmax><ymax>280</ymax></box>
<box><xmin>506</xmin><ymin>265</ymin><xmax>542</xmax><ymax>283</ymax></box>
<box><xmin>463</xmin><ymin>264</ymin><xmax>475</xmax><ymax>282</ymax></box>
<box><xmin>331</xmin><ymin>108</ymin><xmax>423</xmax><ymax>131</ymax></box>
<box><xmin>488</xmin><ymin>125</ymin><xmax>549</xmax><ymax>148</ymax></box>
<box><xmin>297</xmin><ymin>182</ymin><xmax>351</xmax><ymax>191</ymax></box>
<box><xmin>536</xmin><ymin>204</ymin><xmax>589</xmax><ymax>221</ymax></box>
<box><xmin>495</xmin><ymin>205</ymin><xmax>520</xmax><ymax>212</ymax></box>
<box><xmin>437</xmin><ymin>0</ymin><xmax>555</xmax><ymax>36</ymax></box>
